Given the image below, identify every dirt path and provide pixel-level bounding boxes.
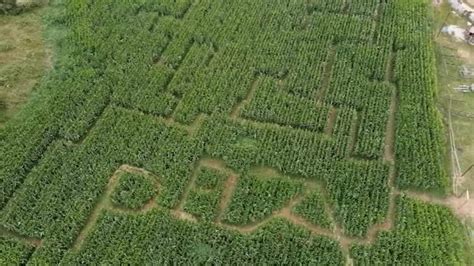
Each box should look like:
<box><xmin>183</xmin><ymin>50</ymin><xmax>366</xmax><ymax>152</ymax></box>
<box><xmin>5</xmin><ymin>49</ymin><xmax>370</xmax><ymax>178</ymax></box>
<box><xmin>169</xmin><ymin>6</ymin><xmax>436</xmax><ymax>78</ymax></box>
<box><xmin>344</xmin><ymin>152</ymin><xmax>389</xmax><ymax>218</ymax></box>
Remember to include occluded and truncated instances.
<box><xmin>276</xmin><ymin>196</ymin><xmax>345</xmax><ymax>242</ymax></box>
<box><xmin>63</xmin><ymin>159</ymin><xmax>473</xmax><ymax>256</ymax></box>
<box><xmin>399</xmin><ymin>190</ymin><xmax>474</xmax><ymax>218</ymax></box>
<box><xmin>216</xmin><ymin>174</ymin><xmax>238</xmax><ymax>223</ymax></box>
<box><xmin>114</xmin><ymin>104</ymin><xmax>204</xmax><ymax>136</ymax></box>
<box><xmin>383</xmin><ymin>86</ymin><xmax>397</xmax><ymax>163</ymax></box>
<box><xmin>199</xmin><ymin>158</ymin><xmax>235</xmax><ymax>173</ymax></box>
<box><xmin>316</xmin><ymin>47</ymin><xmax>336</xmax><ymax>102</ymax></box>
<box><xmin>0</xmin><ymin>225</ymin><xmax>42</xmax><ymax>247</ymax></box>
<box><xmin>70</xmin><ymin>168</ymin><xmax>121</xmax><ymax>251</ymax></box>
<box><xmin>198</xmin><ymin>158</ymin><xmax>240</xmax><ymax>223</ymax></box>
<box><xmin>171</xmin><ymin>209</ymin><xmax>198</xmax><ymax>223</ymax></box>
<box><xmin>70</xmin><ymin>164</ymin><xmax>160</xmax><ymax>252</ymax></box>
<box><xmin>110</xmin><ymin>197</ymin><xmax>157</xmax><ymax>215</ymax></box>
<box><xmin>347</xmin><ymin>112</ymin><xmax>359</xmax><ymax>157</ymax></box>
<box><xmin>230</xmin><ymin>76</ymin><xmax>260</xmax><ymax>119</ymax></box>
<box><xmin>324</xmin><ymin>107</ymin><xmax>337</xmax><ymax>136</ymax></box>
<box><xmin>174</xmin><ymin>163</ymin><xmax>200</xmax><ymax>212</ymax></box>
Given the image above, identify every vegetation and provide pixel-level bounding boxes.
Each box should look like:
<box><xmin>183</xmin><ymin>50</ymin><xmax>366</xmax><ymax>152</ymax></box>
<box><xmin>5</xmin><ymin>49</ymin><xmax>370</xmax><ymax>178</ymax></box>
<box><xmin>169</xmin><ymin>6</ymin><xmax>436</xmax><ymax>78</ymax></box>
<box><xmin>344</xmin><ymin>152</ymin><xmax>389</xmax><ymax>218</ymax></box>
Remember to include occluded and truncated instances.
<box><xmin>0</xmin><ymin>0</ymin><xmax>17</xmax><ymax>14</ymax></box>
<box><xmin>224</xmin><ymin>174</ymin><xmax>302</xmax><ymax>225</ymax></box>
<box><xmin>292</xmin><ymin>187</ymin><xmax>333</xmax><ymax>229</ymax></box>
<box><xmin>62</xmin><ymin>211</ymin><xmax>344</xmax><ymax>265</ymax></box>
<box><xmin>325</xmin><ymin>161</ymin><xmax>390</xmax><ymax>237</ymax></box>
<box><xmin>111</xmin><ymin>172</ymin><xmax>156</xmax><ymax>209</ymax></box>
<box><xmin>0</xmin><ymin>6</ymin><xmax>50</xmax><ymax>127</ymax></box>
<box><xmin>0</xmin><ymin>0</ymin><xmax>468</xmax><ymax>264</ymax></box>
<box><xmin>0</xmin><ymin>0</ymin><xmax>46</xmax><ymax>15</ymax></box>
<box><xmin>183</xmin><ymin>167</ymin><xmax>226</xmax><ymax>221</ymax></box>
<box><xmin>0</xmin><ymin>236</ymin><xmax>35</xmax><ymax>265</ymax></box>
<box><xmin>351</xmin><ymin>196</ymin><xmax>467</xmax><ymax>265</ymax></box>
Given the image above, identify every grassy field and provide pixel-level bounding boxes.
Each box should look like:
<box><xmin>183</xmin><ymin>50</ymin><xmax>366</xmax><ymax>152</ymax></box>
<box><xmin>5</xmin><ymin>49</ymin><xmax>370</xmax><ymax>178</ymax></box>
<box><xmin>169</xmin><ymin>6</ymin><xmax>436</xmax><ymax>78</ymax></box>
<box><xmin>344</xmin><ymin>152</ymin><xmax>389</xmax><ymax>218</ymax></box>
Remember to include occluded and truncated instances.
<box><xmin>0</xmin><ymin>0</ymin><xmax>471</xmax><ymax>264</ymax></box>
<box><xmin>433</xmin><ymin>1</ymin><xmax>474</xmax><ymax>194</ymax></box>
<box><xmin>432</xmin><ymin>0</ymin><xmax>474</xmax><ymax>254</ymax></box>
<box><xmin>0</xmin><ymin>7</ymin><xmax>50</xmax><ymax>127</ymax></box>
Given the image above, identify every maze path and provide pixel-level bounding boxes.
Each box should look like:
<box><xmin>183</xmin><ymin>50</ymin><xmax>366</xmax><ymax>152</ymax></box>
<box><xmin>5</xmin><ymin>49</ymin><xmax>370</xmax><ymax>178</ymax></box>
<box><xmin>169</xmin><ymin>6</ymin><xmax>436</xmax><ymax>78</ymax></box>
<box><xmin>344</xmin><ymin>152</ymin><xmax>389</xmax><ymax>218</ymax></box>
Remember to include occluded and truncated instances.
<box><xmin>64</xmin><ymin>153</ymin><xmax>462</xmax><ymax>261</ymax></box>
<box><xmin>316</xmin><ymin>46</ymin><xmax>337</xmax><ymax>102</ymax></box>
<box><xmin>230</xmin><ymin>76</ymin><xmax>260</xmax><ymax>119</ymax></box>
<box><xmin>0</xmin><ymin>2</ymin><xmax>198</xmax><ymax>213</ymax></box>
<box><xmin>0</xmin><ymin>226</ymin><xmax>42</xmax><ymax>248</ymax></box>
<box><xmin>71</xmin><ymin>165</ymin><xmax>159</xmax><ymax>252</ymax></box>
<box><xmin>0</xmin><ymin>48</ymin><xmax>419</xmax><ymax>266</ymax></box>
<box><xmin>1</xmin><ymin>2</ymin><xmax>464</xmax><ymax>265</ymax></box>
<box><xmin>114</xmin><ymin>104</ymin><xmax>205</xmax><ymax>137</ymax></box>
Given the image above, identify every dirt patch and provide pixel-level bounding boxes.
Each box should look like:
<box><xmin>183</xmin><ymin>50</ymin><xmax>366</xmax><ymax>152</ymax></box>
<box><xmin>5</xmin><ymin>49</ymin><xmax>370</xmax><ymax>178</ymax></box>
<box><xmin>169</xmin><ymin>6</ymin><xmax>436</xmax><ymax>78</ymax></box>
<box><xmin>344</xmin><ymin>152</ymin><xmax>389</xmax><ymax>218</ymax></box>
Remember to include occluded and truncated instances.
<box><xmin>0</xmin><ymin>8</ymin><xmax>51</xmax><ymax>126</ymax></box>
<box><xmin>171</xmin><ymin>210</ymin><xmax>197</xmax><ymax>222</ymax></box>
<box><xmin>457</xmin><ymin>48</ymin><xmax>474</xmax><ymax>62</ymax></box>
<box><xmin>447</xmin><ymin>194</ymin><xmax>474</xmax><ymax>218</ymax></box>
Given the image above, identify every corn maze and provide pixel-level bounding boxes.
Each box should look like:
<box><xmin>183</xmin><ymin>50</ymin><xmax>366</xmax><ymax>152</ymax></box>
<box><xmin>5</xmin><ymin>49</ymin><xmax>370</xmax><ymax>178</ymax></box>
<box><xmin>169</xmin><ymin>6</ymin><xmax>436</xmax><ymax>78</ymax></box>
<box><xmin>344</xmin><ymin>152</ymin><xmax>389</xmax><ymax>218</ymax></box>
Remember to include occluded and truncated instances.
<box><xmin>0</xmin><ymin>0</ymin><xmax>469</xmax><ymax>264</ymax></box>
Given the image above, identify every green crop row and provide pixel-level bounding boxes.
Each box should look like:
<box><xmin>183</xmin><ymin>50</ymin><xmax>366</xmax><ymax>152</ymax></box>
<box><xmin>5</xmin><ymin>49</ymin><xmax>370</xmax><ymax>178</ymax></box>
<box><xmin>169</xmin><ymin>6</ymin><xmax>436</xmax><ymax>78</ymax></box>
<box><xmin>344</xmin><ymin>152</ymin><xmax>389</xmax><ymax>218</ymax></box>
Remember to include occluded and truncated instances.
<box><xmin>224</xmin><ymin>173</ymin><xmax>303</xmax><ymax>225</ymax></box>
<box><xmin>0</xmin><ymin>0</ymin><xmax>463</xmax><ymax>264</ymax></box>
<box><xmin>198</xmin><ymin>115</ymin><xmax>340</xmax><ymax>176</ymax></box>
<box><xmin>183</xmin><ymin>167</ymin><xmax>227</xmax><ymax>221</ymax></box>
<box><xmin>0</xmin><ymin>236</ymin><xmax>35</xmax><ymax>265</ymax></box>
<box><xmin>332</xmin><ymin>107</ymin><xmax>356</xmax><ymax>158</ymax></box>
<box><xmin>61</xmin><ymin>210</ymin><xmax>345</xmax><ymax>265</ymax></box>
<box><xmin>324</xmin><ymin>160</ymin><xmax>390</xmax><ymax>237</ymax></box>
<box><xmin>241</xmin><ymin>76</ymin><xmax>329</xmax><ymax>133</ymax></box>
<box><xmin>392</xmin><ymin>0</ymin><xmax>448</xmax><ymax>192</ymax></box>
<box><xmin>292</xmin><ymin>188</ymin><xmax>333</xmax><ymax>229</ymax></box>
<box><xmin>351</xmin><ymin>195</ymin><xmax>468</xmax><ymax>265</ymax></box>
<box><xmin>111</xmin><ymin>172</ymin><xmax>157</xmax><ymax>210</ymax></box>
<box><xmin>2</xmin><ymin>107</ymin><xmax>198</xmax><ymax>264</ymax></box>
<box><xmin>308</xmin><ymin>0</ymin><xmax>380</xmax><ymax>17</ymax></box>
<box><xmin>354</xmin><ymin>83</ymin><xmax>392</xmax><ymax>159</ymax></box>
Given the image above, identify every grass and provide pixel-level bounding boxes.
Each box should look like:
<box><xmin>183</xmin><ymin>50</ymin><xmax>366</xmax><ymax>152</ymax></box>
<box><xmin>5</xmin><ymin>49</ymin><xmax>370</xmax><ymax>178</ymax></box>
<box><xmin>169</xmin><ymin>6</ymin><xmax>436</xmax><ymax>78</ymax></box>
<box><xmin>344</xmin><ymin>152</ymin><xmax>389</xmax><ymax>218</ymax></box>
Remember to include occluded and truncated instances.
<box><xmin>0</xmin><ymin>7</ymin><xmax>50</xmax><ymax>128</ymax></box>
<box><xmin>432</xmin><ymin>0</ymin><xmax>474</xmax><ymax>253</ymax></box>
<box><xmin>432</xmin><ymin>1</ymin><xmax>474</xmax><ymax>193</ymax></box>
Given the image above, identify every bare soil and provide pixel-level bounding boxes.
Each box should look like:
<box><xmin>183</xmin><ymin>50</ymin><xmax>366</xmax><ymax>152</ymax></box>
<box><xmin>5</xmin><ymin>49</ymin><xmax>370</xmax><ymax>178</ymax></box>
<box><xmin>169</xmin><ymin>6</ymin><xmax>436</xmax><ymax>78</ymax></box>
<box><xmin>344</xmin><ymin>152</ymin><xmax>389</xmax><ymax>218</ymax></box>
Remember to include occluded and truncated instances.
<box><xmin>447</xmin><ymin>194</ymin><xmax>474</xmax><ymax>217</ymax></box>
<box><xmin>171</xmin><ymin>210</ymin><xmax>198</xmax><ymax>222</ymax></box>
